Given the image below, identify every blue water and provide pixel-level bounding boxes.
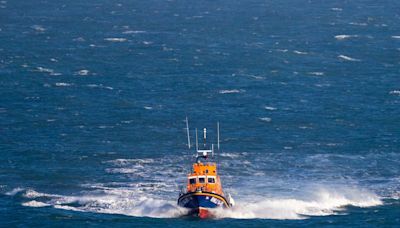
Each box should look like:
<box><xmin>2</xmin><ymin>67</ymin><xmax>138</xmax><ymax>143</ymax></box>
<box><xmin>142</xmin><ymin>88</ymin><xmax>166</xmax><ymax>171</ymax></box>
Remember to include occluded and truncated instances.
<box><xmin>1</xmin><ymin>0</ymin><xmax>399</xmax><ymax>226</ymax></box>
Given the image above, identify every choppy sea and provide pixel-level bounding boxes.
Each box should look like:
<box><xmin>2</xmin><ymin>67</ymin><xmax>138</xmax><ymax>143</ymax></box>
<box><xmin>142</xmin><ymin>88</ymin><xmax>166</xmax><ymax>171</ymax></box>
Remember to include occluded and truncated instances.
<box><xmin>1</xmin><ymin>0</ymin><xmax>399</xmax><ymax>227</ymax></box>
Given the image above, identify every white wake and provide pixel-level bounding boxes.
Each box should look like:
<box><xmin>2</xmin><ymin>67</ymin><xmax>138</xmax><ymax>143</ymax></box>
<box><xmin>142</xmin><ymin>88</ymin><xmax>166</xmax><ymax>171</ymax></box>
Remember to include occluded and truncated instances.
<box><xmin>8</xmin><ymin>185</ymin><xmax>382</xmax><ymax>220</ymax></box>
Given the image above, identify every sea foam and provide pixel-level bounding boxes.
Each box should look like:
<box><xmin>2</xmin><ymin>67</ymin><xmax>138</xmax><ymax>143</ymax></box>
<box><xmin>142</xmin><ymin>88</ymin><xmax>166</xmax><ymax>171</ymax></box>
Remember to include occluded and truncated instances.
<box><xmin>213</xmin><ymin>187</ymin><xmax>382</xmax><ymax>220</ymax></box>
<box><xmin>13</xmin><ymin>186</ymin><xmax>381</xmax><ymax>220</ymax></box>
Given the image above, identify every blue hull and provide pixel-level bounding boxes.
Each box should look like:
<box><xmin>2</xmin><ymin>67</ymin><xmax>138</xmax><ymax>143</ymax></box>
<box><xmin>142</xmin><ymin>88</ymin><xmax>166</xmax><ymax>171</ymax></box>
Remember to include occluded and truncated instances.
<box><xmin>177</xmin><ymin>192</ymin><xmax>230</xmax><ymax>209</ymax></box>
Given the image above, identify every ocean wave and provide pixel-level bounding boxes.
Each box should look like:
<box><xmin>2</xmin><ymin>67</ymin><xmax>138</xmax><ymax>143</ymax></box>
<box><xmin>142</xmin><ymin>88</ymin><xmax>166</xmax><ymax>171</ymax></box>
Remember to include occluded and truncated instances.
<box><xmin>335</xmin><ymin>35</ymin><xmax>359</xmax><ymax>40</ymax></box>
<box><xmin>104</xmin><ymin>38</ymin><xmax>127</xmax><ymax>42</ymax></box>
<box><xmin>22</xmin><ymin>200</ymin><xmax>50</xmax><ymax>207</ymax></box>
<box><xmin>106</xmin><ymin>158</ymin><xmax>155</xmax><ymax>166</ymax></box>
<box><xmin>55</xmin><ymin>82</ymin><xmax>73</xmax><ymax>87</ymax></box>
<box><xmin>293</xmin><ymin>50</ymin><xmax>308</xmax><ymax>55</ymax></box>
<box><xmin>13</xmin><ymin>187</ymin><xmax>187</xmax><ymax>218</ymax></box>
<box><xmin>5</xmin><ymin>187</ymin><xmax>25</xmax><ymax>196</ymax></box>
<box><xmin>338</xmin><ymin>55</ymin><xmax>361</xmax><ymax>62</ymax></box>
<box><xmin>260</xmin><ymin>117</ymin><xmax>272</xmax><ymax>122</ymax></box>
<box><xmin>6</xmin><ymin>154</ymin><xmax>388</xmax><ymax>220</ymax></box>
<box><xmin>308</xmin><ymin>72</ymin><xmax>325</xmax><ymax>76</ymax></box>
<box><xmin>213</xmin><ymin>187</ymin><xmax>382</xmax><ymax>220</ymax></box>
<box><xmin>349</xmin><ymin>22</ymin><xmax>368</xmax><ymax>26</ymax></box>
<box><xmin>76</xmin><ymin>69</ymin><xmax>90</xmax><ymax>76</ymax></box>
<box><xmin>86</xmin><ymin>84</ymin><xmax>113</xmax><ymax>90</ymax></box>
<box><xmin>36</xmin><ymin>67</ymin><xmax>53</xmax><ymax>73</ymax></box>
<box><xmin>122</xmin><ymin>30</ymin><xmax>146</xmax><ymax>34</ymax></box>
<box><xmin>13</xmin><ymin>186</ymin><xmax>381</xmax><ymax>220</ymax></box>
<box><xmin>220</xmin><ymin>153</ymin><xmax>240</xmax><ymax>158</ymax></box>
<box><xmin>31</xmin><ymin>25</ymin><xmax>46</xmax><ymax>32</ymax></box>
<box><xmin>264</xmin><ymin>106</ymin><xmax>277</xmax><ymax>111</ymax></box>
<box><xmin>219</xmin><ymin>89</ymin><xmax>244</xmax><ymax>94</ymax></box>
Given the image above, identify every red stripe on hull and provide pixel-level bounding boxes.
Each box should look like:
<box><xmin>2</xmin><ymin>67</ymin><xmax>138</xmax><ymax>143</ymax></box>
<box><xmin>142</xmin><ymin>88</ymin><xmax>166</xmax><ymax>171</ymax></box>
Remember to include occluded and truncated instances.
<box><xmin>198</xmin><ymin>207</ymin><xmax>212</xmax><ymax>219</ymax></box>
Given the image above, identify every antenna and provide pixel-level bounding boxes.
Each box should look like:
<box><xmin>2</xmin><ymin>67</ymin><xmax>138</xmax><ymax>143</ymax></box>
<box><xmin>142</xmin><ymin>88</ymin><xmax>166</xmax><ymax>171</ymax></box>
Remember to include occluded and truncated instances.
<box><xmin>203</xmin><ymin>128</ymin><xmax>207</xmax><ymax>147</ymax></box>
<box><xmin>217</xmin><ymin>122</ymin><xmax>220</xmax><ymax>150</ymax></box>
<box><xmin>186</xmin><ymin>117</ymin><xmax>191</xmax><ymax>149</ymax></box>
<box><xmin>195</xmin><ymin>128</ymin><xmax>199</xmax><ymax>151</ymax></box>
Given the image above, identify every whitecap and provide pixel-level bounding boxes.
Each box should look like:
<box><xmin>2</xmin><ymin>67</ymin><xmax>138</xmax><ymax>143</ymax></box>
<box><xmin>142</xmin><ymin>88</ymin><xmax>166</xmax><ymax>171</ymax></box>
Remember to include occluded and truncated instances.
<box><xmin>219</xmin><ymin>89</ymin><xmax>244</xmax><ymax>94</ymax></box>
<box><xmin>122</xmin><ymin>30</ymin><xmax>146</xmax><ymax>34</ymax></box>
<box><xmin>293</xmin><ymin>50</ymin><xmax>308</xmax><ymax>55</ymax></box>
<box><xmin>213</xmin><ymin>187</ymin><xmax>382</xmax><ymax>220</ymax></box>
<box><xmin>389</xmin><ymin>90</ymin><xmax>400</xmax><ymax>95</ymax></box>
<box><xmin>36</xmin><ymin>67</ymin><xmax>54</xmax><ymax>73</ymax></box>
<box><xmin>86</xmin><ymin>84</ymin><xmax>113</xmax><ymax>90</ymax></box>
<box><xmin>22</xmin><ymin>200</ymin><xmax>50</xmax><ymax>207</ymax></box>
<box><xmin>260</xmin><ymin>117</ymin><xmax>272</xmax><ymax>122</ymax></box>
<box><xmin>121</xmin><ymin>120</ymin><xmax>133</xmax><ymax>124</ymax></box>
<box><xmin>55</xmin><ymin>82</ymin><xmax>73</xmax><ymax>87</ymax></box>
<box><xmin>54</xmin><ymin>205</ymin><xmax>84</xmax><ymax>212</ymax></box>
<box><xmin>106</xmin><ymin>158</ymin><xmax>154</xmax><ymax>166</ymax></box>
<box><xmin>5</xmin><ymin>187</ymin><xmax>25</xmax><ymax>196</ymax></box>
<box><xmin>220</xmin><ymin>153</ymin><xmax>240</xmax><ymax>158</ymax></box>
<box><xmin>264</xmin><ymin>106</ymin><xmax>277</xmax><ymax>111</ymax></box>
<box><xmin>391</xmin><ymin>36</ymin><xmax>400</xmax><ymax>39</ymax></box>
<box><xmin>308</xmin><ymin>72</ymin><xmax>325</xmax><ymax>76</ymax></box>
<box><xmin>106</xmin><ymin>168</ymin><xmax>139</xmax><ymax>174</ymax></box>
<box><xmin>334</xmin><ymin>35</ymin><xmax>358</xmax><ymax>40</ymax></box>
<box><xmin>31</xmin><ymin>25</ymin><xmax>45</xmax><ymax>32</ymax></box>
<box><xmin>77</xmin><ymin>69</ymin><xmax>90</xmax><ymax>76</ymax></box>
<box><xmin>338</xmin><ymin>55</ymin><xmax>361</xmax><ymax>62</ymax></box>
<box><xmin>23</xmin><ymin>189</ymin><xmax>62</xmax><ymax>199</ymax></box>
<box><xmin>331</xmin><ymin>8</ymin><xmax>343</xmax><ymax>11</ymax></box>
<box><xmin>98</xmin><ymin>125</ymin><xmax>114</xmax><ymax>129</ymax></box>
<box><xmin>73</xmin><ymin>37</ymin><xmax>85</xmax><ymax>42</ymax></box>
<box><xmin>349</xmin><ymin>22</ymin><xmax>368</xmax><ymax>26</ymax></box>
<box><xmin>144</xmin><ymin>106</ymin><xmax>153</xmax><ymax>110</ymax></box>
<box><xmin>18</xmin><ymin>187</ymin><xmax>188</xmax><ymax>218</ymax></box>
<box><xmin>104</xmin><ymin>38</ymin><xmax>127</xmax><ymax>42</ymax></box>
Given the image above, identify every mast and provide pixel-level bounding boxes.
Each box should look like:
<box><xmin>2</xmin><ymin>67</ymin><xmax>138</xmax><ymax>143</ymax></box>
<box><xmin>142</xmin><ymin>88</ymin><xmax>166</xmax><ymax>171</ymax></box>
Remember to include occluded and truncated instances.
<box><xmin>186</xmin><ymin>117</ymin><xmax>191</xmax><ymax>149</ymax></box>
<box><xmin>195</xmin><ymin>128</ymin><xmax>199</xmax><ymax>151</ymax></box>
<box><xmin>203</xmin><ymin>128</ymin><xmax>207</xmax><ymax>147</ymax></box>
<box><xmin>217</xmin><ymin>122</ymin><xmax>220</xmax><ymax>151</ymax></box>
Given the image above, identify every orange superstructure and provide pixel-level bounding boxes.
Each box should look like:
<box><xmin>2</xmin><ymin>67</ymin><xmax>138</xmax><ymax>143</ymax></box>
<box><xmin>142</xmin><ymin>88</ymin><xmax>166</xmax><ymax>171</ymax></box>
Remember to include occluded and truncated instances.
<box><xmin>186</xmin><ymin>162</ymin><xmax>224</xmax><ymax>195</ymax></box>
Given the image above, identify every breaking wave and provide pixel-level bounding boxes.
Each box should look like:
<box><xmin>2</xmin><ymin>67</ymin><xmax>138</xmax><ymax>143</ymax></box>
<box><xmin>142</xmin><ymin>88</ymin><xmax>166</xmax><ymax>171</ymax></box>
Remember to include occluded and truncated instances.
<box><xmin>335</xmin><ymin>35</ymin><xmax>359</xmax><ymax>40</ymax></box>
<box><xmin>219</xmin><ymin>89</ymin><xmax>244</xmax><ymax>94</ymax></box>
<box><xmin>8</xmin><ymin>187</ymin><xmax>187</xmax><ymax>218</ymax></box>
<box><xmin>5</xmin><ymin>155</ymin><xmax>386</xmax><ymax>220</ymax></box>
<box><xmin>214</xmin><ymin>187</ymin><xmax>382</xmax><ymax>220</ymax></box>
<box><xmin>9</xmin><ymin>185</ymin><xmax>382</xmax><ymax>220</ymax></box>
<box><xmin>338</xmin><ymin>55</ymin><xmax>361</xmax><ymax>62</ymax></box>
<box><xmin>104</xmin><ymin>38</ymin><xmax>127</xmax><ymax>42</ymax></box>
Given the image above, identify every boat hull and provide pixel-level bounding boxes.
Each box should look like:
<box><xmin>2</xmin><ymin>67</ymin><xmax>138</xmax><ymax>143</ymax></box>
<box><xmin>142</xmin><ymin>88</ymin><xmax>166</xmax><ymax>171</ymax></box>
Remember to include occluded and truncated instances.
<box><xmin>177</xmin><ymin>192</ymin><xmax>230</xmax><ymax>218</ymax></box>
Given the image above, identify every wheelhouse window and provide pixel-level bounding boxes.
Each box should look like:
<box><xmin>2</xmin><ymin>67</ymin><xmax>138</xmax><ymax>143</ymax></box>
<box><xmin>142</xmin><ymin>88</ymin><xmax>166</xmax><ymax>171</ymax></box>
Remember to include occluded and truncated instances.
<box><xmin>208</xmin><ymin>177</ymin><xmax>215</xmax><ymax>183</ymax></box>
<box><xmin>199</xmin><ymin>177</ymin><xmax>205</xmax><ymax>183</ymax></box>
<box><xmin>189</xmin><ymin>178</ymin><xmax>196</xmax><ymax>184</ymax></box>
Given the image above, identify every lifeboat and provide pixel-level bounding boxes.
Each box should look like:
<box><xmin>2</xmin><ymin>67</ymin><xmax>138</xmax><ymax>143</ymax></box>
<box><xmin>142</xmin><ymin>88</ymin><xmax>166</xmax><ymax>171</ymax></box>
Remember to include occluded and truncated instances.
<box><xmin>177</xmin><ymin>119</ymin><xmax>234</xmax><ymax>219</ymax></box>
